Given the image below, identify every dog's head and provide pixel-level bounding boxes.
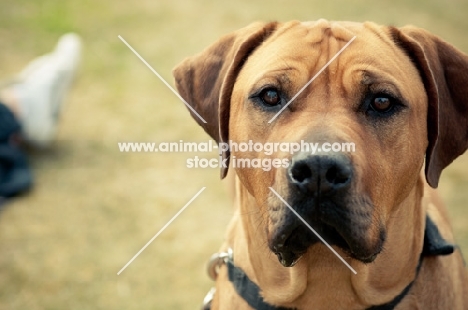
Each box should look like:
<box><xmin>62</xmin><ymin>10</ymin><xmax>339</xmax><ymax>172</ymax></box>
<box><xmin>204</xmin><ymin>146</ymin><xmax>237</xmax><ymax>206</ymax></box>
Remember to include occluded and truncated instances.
<box><xmin>173</xmin><ymin>20</ymin><xmax>468</xmax><ymax>267</ymax></box>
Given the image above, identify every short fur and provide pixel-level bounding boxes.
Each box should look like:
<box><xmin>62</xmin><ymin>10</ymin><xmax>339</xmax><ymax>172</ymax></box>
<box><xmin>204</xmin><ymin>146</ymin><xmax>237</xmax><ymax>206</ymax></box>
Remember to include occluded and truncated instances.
<box><xmin>174</xmin><ymin>20</ymin><xmax>468</xmax><ymax>309</ymax></box>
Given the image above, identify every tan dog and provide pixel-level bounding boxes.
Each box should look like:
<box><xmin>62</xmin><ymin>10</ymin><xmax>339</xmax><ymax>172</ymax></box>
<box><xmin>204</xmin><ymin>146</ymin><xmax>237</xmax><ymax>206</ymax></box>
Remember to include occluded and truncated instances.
<box><xmin>173</xmin><ymin>20</ymin><xmax>468</xmax><ymax>310</ymax></box>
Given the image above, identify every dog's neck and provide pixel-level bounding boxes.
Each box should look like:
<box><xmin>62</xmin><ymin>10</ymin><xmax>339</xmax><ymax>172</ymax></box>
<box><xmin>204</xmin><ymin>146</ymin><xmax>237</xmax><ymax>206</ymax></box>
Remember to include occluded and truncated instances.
<box><xmin>226</xmin><ymin>176</ymin><xmax>427</xmax><ymax>309</ymax></box>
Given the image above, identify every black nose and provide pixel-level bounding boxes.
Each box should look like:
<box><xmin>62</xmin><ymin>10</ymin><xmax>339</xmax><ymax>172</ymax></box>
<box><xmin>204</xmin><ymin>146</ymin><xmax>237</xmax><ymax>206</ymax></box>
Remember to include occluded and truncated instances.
<box><xmin>288</xmin><ymin>152</ymin><xmax>352</xmax><ymax>194</ymax></box>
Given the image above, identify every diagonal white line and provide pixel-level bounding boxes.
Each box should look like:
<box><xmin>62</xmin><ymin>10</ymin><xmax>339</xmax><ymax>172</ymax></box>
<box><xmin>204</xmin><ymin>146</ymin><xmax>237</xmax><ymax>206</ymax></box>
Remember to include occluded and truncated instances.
<box><xmin>268</xmin><ymin>187</ymin><xmax>357</xmax><ymax>274</ymax></box>
<box><xmin>118</xmin><ymin>35</ymin><xmax>207</xmax><ymax>124</ymax></box>
<box><xmin>268</xmin><ymin>36</ymin><xmax>357</xmax><ymax>123</ymax></box>
<box><xmin>117</xmin><ymin>187</ymin><xmax>206</xmax><ymax>275</ymax></box>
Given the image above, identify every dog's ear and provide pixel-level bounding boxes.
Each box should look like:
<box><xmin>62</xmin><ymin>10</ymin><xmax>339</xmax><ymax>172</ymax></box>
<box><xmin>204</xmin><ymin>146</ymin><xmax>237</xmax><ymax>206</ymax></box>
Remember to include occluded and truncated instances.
<box><xmin>173</xmin><ymin>22</ymin><xmax>278</xmax><ymax>178</ymax></box>
<box><xmin>390</xmin><ymin>26</ymin><xmax>468</xmax><ymax>188</ymax></box>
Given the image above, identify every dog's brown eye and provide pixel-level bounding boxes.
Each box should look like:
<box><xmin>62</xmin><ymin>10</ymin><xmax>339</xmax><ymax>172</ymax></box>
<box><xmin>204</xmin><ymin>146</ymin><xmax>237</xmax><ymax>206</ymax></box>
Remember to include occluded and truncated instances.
<box><xmin>260</xmin><ymin>88</ymin><xmax>280</xmax><ymax>106</ymax></box>
<box><xmin>370</xmin><ymin>96</ymin><xmax>392</xmax><ymax>112</ymax></box>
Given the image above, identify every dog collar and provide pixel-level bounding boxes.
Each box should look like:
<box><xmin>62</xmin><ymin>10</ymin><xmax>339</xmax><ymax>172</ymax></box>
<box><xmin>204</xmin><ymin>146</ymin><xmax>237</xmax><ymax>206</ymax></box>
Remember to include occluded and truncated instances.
<box><xmin>203</xmin><ymin>215</ymin><xmax>455</xmax><ymax>310</ymax></box>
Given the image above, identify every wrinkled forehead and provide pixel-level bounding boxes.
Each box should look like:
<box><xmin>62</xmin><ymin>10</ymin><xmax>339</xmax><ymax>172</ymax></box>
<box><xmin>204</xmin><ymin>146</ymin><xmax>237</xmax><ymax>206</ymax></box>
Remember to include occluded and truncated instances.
<box><xmin>239</xmin><ymin>20</ymin><xmax>424</xmax><ymax>101</ymax></box>
<box><xmin>255</xmin><ymin>20</ymin><xmax>402</xmax><ymax>62</ymax></box>
<box><xmin>271</xmin><ymin>19</ymin><xmax>359</xmax><ymax>44</ymax></box>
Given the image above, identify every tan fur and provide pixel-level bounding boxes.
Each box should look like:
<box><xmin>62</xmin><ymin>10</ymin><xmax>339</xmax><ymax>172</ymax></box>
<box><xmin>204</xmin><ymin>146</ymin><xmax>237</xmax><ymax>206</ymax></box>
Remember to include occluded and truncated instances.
<box><xmin>174</xmin><ymin>20</ymin><xmax>468</xmax><ymax>309</ymax></box>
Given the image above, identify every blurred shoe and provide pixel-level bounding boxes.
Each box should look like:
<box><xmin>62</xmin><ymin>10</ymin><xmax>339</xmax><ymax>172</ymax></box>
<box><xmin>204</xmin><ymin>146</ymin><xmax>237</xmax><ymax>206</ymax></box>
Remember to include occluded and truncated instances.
<box><xmin>13</xmin><ymin>33</ymin><xmax>82</xmax><ymax>148</ymax></box>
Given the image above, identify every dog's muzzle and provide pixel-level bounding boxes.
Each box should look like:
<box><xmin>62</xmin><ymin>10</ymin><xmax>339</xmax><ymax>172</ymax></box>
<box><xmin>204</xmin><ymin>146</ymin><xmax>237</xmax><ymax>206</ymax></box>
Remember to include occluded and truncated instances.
<box><xmin>269</xmin><ymin>152</ymin><xmax>384</xmax><ymax>267</ymax></box>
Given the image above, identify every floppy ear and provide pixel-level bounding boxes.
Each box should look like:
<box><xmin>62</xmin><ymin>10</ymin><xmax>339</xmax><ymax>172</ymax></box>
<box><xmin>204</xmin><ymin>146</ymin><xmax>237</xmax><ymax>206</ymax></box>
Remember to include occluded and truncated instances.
<box><xmin>173</xmin><ymin>22</ymin><xmax>278</xmax><ymax>179</ymax></box>
<box><xmin>390</xmin><ymin>26</ymin><xmax>468</xmax><ymax>188</ymax></box>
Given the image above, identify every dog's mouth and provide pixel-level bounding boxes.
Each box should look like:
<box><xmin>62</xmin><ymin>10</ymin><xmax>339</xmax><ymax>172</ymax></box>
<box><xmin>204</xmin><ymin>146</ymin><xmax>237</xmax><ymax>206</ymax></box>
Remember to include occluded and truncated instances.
<box><xmin>270</xmin><ymin>222</ymin><xmax>349</xmax><ymax>267</ymax></box>
<box><xmin>269</xmin><ymin>203</ymin><xmax>385</xmax><ymax>267</ymax></box>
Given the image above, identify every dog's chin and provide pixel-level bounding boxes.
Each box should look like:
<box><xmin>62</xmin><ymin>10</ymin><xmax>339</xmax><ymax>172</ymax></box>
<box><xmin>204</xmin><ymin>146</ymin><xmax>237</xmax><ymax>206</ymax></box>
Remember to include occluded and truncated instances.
<box><xmin>269</xmin><ymin>224</ymin><xmax>383</xmax><ymax>267</ymax></box>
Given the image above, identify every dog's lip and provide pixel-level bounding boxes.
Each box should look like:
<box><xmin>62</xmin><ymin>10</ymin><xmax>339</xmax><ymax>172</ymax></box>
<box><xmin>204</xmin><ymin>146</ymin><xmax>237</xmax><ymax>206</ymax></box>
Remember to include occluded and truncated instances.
<box><xmin>343</xmin><ymin>233</ymin><xmax>384</xmax><ymax>264</ymax></box>
<box><xmin>274</xmin><ymin>250</ymin><xmax>304</xmax><ymax>267</ymax></box>
<box><xmin>321</xmin><ymin>215</ymin><xmax>385</xmax><ymax>264</ymax></box>
<box><xmin>270</xmin><ymin>226</ymin><xmax>309</xmax><ymax>267</ymax></box>
<box><xmin>270</xmin><ymin>220</ymin><xmax>383</xmax><ymax>266</ymax></box>
<box><xmin>271</xmin><ymin>239</ymin><xmax>307</xmax><ymax>267</ymax></box>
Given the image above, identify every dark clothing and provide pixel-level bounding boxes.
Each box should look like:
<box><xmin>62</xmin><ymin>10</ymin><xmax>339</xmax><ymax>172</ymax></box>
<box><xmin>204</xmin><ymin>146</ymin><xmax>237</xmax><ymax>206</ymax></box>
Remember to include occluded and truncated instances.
<box><xmin>0</xmin><ymin>102</ymin><xmax>32</xmax><ymax>198</ymax></box>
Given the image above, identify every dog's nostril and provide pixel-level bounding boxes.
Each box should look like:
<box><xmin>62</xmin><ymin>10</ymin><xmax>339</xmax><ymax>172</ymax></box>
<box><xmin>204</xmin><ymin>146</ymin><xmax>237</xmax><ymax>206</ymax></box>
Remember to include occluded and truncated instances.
<box><xmin>325</xmin><ymin>165</ymin><xmax>350</xmax><ymax>185</ymax></box>
<box><xmin>290</xmin><ymin>162</ymin><xmax>312</xmax><ymax>183</ymax></box>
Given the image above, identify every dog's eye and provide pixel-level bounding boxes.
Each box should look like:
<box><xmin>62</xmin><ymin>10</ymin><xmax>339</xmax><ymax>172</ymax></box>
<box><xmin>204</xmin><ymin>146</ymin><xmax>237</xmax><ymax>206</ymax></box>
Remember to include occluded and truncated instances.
<box><xmin>364</xmin><ymin>92</ymin><xmax>406</xmax><ymax>119</ymax></box>
<box><xmin>369</xmin><ymin>95</ymin><xmax>394</xmax><ymax>113</ymax></box>
<box><xmin>260</xmin><ymin>88</ymin><xmax>281</xmax><ymax>106</ymax></box>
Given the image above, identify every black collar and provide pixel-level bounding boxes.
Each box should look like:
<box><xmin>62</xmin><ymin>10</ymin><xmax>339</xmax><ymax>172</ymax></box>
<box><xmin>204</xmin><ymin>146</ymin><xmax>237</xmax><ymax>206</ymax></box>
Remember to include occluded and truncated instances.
<box><xmin>223</xmin><ymin>215</ymin><xmax>454</xmax><ymax>310</ymax></box>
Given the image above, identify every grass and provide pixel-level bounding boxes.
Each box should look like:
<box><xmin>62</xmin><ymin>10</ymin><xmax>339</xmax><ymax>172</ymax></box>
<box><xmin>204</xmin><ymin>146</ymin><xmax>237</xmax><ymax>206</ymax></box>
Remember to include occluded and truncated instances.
<box><xmin>0</xmin><ymin>0</ymin><xmax>467</xmax><ymax>309</ymax></box>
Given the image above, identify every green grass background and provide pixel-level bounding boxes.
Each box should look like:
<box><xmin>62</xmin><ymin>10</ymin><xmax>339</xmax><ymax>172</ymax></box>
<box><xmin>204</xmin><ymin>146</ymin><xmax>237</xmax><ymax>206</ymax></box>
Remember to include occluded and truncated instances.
<box><xmin>0</xmin><ymin>0</ymin><xmax>467</xmax><ymax>309</ymax></box>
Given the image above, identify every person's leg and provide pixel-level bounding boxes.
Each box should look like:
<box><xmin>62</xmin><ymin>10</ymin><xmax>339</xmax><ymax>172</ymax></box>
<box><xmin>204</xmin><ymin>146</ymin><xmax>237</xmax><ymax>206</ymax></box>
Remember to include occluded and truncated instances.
<box><xmin>0</xmin><ymin>100</ymin><xmax>31</xmax><ymax>198</ymax></box>
<box><xmin>0</xmin><ymin>33</ymin><xmax>81</xmax><ymax>199</ymax></box>
<box><xmin>3</xmin><ymin>33</ymin><xmax>81</xmax><ymax>148</ymax></box>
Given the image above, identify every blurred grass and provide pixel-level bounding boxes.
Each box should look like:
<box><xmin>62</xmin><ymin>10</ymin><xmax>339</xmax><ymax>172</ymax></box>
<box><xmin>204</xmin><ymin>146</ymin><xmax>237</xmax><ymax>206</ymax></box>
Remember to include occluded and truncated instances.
<box><xmin>0</xmin><ymin>0</ymin><xmax>467</xmax><ymax>309</ymax></box>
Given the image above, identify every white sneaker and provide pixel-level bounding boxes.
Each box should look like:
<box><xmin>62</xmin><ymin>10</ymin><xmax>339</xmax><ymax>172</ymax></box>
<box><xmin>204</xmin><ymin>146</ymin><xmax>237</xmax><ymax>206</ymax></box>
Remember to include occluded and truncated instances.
<box><xmin>13</xmin><ymin>33</ymin><xmax>82</xmax><ymax>147</ymax></box>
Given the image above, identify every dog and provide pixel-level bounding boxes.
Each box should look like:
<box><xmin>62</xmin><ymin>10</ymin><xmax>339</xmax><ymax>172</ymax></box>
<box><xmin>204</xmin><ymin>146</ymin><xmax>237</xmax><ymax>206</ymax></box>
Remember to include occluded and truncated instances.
<box><xmin>173</xmin><ymin>20</ymin><xmax>468</xmax><ymax>309</ymax></box>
